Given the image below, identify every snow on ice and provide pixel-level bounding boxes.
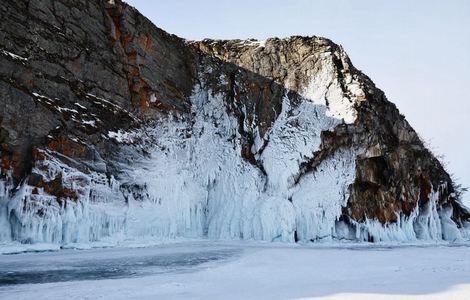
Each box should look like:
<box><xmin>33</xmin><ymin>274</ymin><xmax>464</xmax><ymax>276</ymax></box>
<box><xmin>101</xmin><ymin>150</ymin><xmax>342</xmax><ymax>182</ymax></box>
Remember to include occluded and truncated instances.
<box><xmin>1</xmin><ymin>243</ymin><xmax>470</xmax><ymax>300</ymax></box>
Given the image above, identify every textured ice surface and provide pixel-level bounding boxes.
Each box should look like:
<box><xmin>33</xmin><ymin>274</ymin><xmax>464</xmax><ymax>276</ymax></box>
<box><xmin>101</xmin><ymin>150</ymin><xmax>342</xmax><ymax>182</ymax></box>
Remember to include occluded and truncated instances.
<box><xmin>0</xmin><ymin>69</ymin><xmax>468</xmax><ymax>247</ymax></box>
<box><xmin>0</xmin><ymin>151</ymin><xmax>127</xmax><ymax>245</ymax></box>
<box><xmin>117</xmin><ymin>83</ymin><xmax>359</xmax><ymax>243</ymax></box>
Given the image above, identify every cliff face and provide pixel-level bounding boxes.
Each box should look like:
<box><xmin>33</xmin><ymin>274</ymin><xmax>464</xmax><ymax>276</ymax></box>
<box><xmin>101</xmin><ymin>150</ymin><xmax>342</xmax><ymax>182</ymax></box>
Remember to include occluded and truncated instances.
<box><xmin>0</xmin><ymin>0</ymin><xmax>468</xmax><ymax>245</ymax></box>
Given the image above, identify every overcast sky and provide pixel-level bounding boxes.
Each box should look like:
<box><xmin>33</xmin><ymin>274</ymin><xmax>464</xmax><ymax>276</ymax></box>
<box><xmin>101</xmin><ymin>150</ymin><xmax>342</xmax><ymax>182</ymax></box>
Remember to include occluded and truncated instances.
<box><xmin>125</xmin><ymin>0</ymin><xmax>470</xmax><ymax>206</ymax></box>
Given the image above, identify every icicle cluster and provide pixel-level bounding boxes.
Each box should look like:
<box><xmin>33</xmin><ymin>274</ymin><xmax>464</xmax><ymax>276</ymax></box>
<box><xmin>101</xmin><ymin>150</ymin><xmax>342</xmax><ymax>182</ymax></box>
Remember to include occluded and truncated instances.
<box><xmin>0</xmin><ymin>65</ymin><xmax>468</xmax><ymax>247</ymax></box>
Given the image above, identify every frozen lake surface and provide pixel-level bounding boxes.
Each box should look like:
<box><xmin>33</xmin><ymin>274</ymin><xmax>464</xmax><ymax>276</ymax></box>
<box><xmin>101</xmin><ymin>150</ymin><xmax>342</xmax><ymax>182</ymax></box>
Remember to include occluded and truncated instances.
<box><xmin>1</xmin><ymin>242</ymin><xmax>470</xmax><ymax>299</ymax></box>
<box><xmin>0</xmin><ymin>245</ymin><xmax>239</xmax><ymax>285</ymax></box>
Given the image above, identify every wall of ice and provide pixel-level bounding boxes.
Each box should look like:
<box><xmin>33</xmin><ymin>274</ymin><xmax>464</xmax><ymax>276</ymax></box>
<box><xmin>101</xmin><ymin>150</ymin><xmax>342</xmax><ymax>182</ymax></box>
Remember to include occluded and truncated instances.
<box><xmin>0</xmin><ymin>152</ymin><xmax>127</xmax><ymax>244</ymax></box>
<box><xmin>346</xmin><ymin>186</ymin><xmax>468</xmax><ymax>243</ymax></box>
<box><xmin>0</xmin><ymin>60</ymin><xmax>468</xmax><ymax>246</ymax></box>
<box><xmin>119</xmin><ymin>82</ymin><xmax>358</xmax><ymax>243</ymax></box>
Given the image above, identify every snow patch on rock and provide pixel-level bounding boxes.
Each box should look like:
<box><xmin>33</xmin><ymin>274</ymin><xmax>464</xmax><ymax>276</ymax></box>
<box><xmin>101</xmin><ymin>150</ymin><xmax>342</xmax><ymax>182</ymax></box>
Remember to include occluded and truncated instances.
<box><xmin>1</xmin><ymin>48</ymin><xmax>28</xmax><ymax>62</ymax></box>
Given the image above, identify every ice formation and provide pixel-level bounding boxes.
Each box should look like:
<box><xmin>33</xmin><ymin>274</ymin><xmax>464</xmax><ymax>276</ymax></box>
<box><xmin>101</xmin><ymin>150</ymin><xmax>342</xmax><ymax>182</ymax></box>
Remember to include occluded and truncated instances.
<box><xmin>115</xmin><ymin>81</ymin><xmax>359</xmax><ymax>243</ymax></box>
<box><xmin>0</xmin><ymin>151</ymin><xmax>126</xmax><ymax>244</ymax></box>
<box><xmin>0</xmin><ymin>68</ymin><xmax>468</xmax><ymax>247</ymax></box>
<box><xmin>2</xmin><ymin>0</ymin><xmax>469</xmax><ymax>252</ymax></box>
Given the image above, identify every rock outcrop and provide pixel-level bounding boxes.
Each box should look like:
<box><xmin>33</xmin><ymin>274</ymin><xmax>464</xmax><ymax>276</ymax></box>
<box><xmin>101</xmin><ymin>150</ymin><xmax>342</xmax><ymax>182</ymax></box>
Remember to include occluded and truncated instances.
<box><xmin>0</xmin><ymin>0</ymin><xmax>469</xmax><ymax>245</ymax></box>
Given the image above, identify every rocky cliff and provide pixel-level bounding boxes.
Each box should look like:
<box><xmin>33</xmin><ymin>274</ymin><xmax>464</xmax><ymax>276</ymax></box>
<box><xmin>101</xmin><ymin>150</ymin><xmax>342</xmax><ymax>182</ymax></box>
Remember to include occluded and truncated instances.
<box><xmin>1</xmin><ymin>0</ymin><xmax>469</xmax><ymax>246</ymax></box>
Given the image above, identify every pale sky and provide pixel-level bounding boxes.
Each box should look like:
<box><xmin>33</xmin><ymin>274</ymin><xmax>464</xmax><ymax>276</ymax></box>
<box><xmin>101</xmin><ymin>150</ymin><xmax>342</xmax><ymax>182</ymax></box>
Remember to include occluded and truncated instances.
<box><xmin>125</xmin><ymin>0</ymin><xmax>470</xmax><ymax>206</ymax></box>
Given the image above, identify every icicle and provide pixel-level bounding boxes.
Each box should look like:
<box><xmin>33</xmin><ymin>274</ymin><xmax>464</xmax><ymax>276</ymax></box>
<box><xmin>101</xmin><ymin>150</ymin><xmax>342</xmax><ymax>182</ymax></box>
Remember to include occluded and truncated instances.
<box><xmin>1</xmin><ymin>74</ymin><xmax>468</xmax><ymax>247</ymax></box>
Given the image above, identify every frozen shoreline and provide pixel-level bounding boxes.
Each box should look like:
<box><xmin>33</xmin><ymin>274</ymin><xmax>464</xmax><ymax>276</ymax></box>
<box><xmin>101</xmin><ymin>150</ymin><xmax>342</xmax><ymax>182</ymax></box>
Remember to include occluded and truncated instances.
<box><xmin>2</xmin><ymin>237</ymin><xmax>470</xmax><ymax>255</ymax></box>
